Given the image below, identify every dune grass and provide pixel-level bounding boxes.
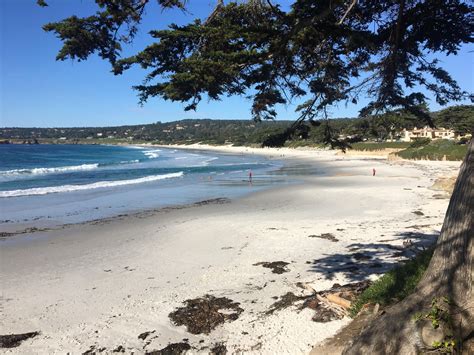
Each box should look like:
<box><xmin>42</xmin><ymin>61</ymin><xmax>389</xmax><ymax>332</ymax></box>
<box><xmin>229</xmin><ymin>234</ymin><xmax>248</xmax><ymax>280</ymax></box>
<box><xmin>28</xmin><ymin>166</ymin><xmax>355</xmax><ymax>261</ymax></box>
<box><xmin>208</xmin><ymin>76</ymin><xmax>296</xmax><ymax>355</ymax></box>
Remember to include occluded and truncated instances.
<box><xmin>350</xmin><ymin>142</ymin><xmax>411</xmax><ymax>151</ymax></box>
<box><xmin>350</xmin><ymin>248</ymin><xmax>434</xmax><ymax>317</ymax></box>
<box><xmin>395</xmin><ymin>140</ymin><xmax>467</xmax><ymax>161</ymax></box>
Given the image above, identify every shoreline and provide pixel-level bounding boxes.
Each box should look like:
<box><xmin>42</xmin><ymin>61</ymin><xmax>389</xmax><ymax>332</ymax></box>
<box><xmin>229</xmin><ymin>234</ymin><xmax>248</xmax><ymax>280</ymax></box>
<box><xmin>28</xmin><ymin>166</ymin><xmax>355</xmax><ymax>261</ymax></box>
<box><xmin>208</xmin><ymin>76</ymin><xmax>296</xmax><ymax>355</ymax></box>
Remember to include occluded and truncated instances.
<box><xmin>0</xmin><ymin>145</ymin><xmax>295</xmax><ymax>234</ymax></box>
<box><xmin>0</xmin><ymin>144</ymin><xmax>411</xmax><ymax>237</ymax></box>
<box><xmin>0</xmin><ymin>147</ymin><xmax>461</xmax><ymax>354</ymax></box>
<box><xmin>0</xmin><ymin>197</ymin><xmax>232</xmax><ymax>240</ymax></box>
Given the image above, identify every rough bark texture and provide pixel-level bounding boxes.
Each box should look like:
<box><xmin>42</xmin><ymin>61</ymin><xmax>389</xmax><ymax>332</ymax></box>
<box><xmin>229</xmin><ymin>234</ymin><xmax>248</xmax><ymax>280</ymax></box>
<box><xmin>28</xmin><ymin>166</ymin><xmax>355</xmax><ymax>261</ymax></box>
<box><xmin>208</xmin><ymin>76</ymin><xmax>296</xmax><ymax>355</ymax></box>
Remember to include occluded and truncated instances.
<box><xmin>344</xmin><ymin>139</ymin><xmax>473</xmax><ymax>354</ymax></box>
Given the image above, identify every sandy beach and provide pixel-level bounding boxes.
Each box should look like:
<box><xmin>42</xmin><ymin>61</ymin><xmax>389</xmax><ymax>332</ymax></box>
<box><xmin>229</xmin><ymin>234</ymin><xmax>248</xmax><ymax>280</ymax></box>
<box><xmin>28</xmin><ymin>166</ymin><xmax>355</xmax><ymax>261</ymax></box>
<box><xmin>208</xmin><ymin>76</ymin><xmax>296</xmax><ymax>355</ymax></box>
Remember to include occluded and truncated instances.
<box><xmin>0</xmin><ymin>146</ymin><xmax>461</xmax><ymax>354</ymax></box>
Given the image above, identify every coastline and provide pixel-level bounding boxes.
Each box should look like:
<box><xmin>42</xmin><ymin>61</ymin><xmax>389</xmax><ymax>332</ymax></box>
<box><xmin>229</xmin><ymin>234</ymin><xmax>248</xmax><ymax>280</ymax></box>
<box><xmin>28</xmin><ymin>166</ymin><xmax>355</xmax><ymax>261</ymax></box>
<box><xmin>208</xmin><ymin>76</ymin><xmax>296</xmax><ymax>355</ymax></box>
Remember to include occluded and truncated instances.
<box><xmin>0</xmin><ymin>145</ymin><xmax>290</xmax><ymax>234</ymax></box>
<box><xmin>0</xmin><ymin>146</ymin><xmax>461</xmax><ymax>354</ymax></box>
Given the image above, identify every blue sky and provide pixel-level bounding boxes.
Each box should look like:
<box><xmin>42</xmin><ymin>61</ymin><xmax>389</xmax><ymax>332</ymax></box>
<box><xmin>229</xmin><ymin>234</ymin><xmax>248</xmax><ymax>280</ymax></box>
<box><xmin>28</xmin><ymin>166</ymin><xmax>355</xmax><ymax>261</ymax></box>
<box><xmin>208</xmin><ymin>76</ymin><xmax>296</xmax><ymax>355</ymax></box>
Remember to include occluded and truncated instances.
<box><xmin>1</xmin><ymin>0</ymin><xmax>473</xmax><ymax>128</ymax></box>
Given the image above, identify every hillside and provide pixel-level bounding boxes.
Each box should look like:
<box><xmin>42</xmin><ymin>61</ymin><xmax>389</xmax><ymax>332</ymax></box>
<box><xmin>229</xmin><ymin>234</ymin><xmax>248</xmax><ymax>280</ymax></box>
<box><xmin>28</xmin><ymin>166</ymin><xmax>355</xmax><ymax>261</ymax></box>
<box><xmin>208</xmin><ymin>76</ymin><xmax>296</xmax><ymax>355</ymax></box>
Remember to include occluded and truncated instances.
<box><xmin>1</xmin><ymin>105</ymin><xmax>472</xmax><ymax>146</ymax></box>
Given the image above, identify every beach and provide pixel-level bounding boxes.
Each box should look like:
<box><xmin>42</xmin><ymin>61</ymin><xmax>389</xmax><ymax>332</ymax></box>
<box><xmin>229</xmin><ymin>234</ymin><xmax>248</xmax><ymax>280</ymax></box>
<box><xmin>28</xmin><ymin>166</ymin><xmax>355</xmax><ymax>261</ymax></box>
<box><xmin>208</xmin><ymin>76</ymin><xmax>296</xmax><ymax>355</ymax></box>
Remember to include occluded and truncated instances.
<box><xmin>0</xmin><ymin>146</ymin><xmax>461</xmax><ymax>354</ymax></box>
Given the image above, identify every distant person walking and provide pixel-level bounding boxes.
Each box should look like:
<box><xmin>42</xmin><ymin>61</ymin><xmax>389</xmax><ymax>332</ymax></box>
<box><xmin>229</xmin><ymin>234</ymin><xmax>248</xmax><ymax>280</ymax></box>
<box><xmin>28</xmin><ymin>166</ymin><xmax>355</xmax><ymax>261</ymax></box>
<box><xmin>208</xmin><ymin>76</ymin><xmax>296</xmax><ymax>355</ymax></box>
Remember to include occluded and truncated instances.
<box><xmin>372</xmin><ymin>168</ymin><xmax>376</xmax><ymax>176</ymax></box>
<box><xmin>249</xmin><ymin>169</ymin><xmax>253</xmax><ymax>183</ymax></box>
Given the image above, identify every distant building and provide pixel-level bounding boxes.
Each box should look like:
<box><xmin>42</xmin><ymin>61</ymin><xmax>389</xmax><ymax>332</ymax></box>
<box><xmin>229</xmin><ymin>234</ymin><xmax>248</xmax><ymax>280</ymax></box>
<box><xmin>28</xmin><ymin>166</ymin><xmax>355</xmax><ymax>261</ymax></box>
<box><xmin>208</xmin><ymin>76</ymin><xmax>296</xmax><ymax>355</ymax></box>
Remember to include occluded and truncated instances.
<box><xmin>401</xmin><ymin>127</ymin><xmax>456</xmax><ymax>142</ymax></box>
<box><xmin>96</xmin><ymin>133</ymin><xmax>103</xmax><ymax>137</ymax></box>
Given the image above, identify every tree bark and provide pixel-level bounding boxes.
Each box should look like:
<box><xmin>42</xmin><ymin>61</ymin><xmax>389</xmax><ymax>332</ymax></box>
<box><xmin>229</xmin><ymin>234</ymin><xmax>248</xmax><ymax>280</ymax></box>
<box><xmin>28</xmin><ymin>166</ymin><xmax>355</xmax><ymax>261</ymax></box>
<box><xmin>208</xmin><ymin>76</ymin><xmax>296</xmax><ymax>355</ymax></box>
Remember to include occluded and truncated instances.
<box><xmin>344</xmin><ymin>139</ymin><xmax>473</xmax><ymax>354</ymax></box>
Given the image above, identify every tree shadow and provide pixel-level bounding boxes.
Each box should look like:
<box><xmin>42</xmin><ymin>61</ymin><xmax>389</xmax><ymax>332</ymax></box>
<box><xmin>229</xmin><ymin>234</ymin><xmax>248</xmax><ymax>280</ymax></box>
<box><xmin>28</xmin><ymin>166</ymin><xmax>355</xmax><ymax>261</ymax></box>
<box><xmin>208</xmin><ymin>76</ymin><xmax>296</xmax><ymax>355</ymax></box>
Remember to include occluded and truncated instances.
<box><xmin>308</xmin><ymin>231</ymin><xmax>439</xmax><ymax>281</ymax></box>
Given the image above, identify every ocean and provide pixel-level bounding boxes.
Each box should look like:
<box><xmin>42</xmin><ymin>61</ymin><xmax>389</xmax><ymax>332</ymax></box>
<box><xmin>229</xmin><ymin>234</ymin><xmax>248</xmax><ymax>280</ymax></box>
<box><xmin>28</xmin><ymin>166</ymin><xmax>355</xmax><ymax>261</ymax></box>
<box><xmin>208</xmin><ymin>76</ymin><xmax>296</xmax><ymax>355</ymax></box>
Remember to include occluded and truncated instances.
<box><xmin>0</xmin><ymin>144</ymin><xmax>289</xmax><ymax>230</ymax></box>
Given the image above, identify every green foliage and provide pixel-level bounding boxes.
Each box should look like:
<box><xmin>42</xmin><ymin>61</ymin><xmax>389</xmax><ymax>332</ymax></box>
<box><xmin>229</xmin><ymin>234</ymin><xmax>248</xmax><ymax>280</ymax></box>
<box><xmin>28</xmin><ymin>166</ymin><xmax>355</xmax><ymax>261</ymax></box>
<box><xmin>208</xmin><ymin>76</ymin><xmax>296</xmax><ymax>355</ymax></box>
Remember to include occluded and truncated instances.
<box><xmin>409</xmin><ymin>137</ymin><xmax>431</xmax><ymax>148</ymax></box>
<box><xmin>41</xmin><ymin>0</ymin><xmax>473</xmax><ymax>133</ymax></box>
<box><xmin>431</xmin><ymin>339</ymin><xmax>456</xmax><ymax>352</ymax></box>
<box><xmin>350</xmin><ymin>249</ymin><xmax>434</xmax><ymax>317</ymax></box>
<box><xmin>351</xmin><ymin>142</ymin><xmax>411</xmax><ymax>151</ymax></box>
<box><xmin>425</xmin><ymin>297</ymin><xmax>452</xmax><ymax>329</ymax></box>
<box><xmin>396</xmin><ymin>139</ymin><xmax>468</xmax><ymax>161</ymax></box>
<box><xmin>2</xmin><ymin>106</ymin><xmax>470</xmax><ymax>151</ymax></box>
<box><xmin>413</xmin><ymin>297</ymin><xmax>457</xmax><ymax>353</ymax></box>
<box><xmin>0</xmin><ymin>119</ymin><xmax>290</xmax><ymax>146</ymax></box>
<box><xmin>432</xmin><ymin>105</ymin><xmax>474</xmax><ymax>134</ymax></box>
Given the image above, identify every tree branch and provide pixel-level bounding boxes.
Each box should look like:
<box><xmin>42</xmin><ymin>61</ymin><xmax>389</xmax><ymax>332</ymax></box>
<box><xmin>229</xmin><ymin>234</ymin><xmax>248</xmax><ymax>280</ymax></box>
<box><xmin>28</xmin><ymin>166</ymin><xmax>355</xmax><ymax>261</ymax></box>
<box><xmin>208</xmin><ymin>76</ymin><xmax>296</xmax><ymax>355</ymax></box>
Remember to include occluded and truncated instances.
<box><xmin>337</xmin><ymin>0</ymin><xmax>358</xmax><ymax>25</ymax></box>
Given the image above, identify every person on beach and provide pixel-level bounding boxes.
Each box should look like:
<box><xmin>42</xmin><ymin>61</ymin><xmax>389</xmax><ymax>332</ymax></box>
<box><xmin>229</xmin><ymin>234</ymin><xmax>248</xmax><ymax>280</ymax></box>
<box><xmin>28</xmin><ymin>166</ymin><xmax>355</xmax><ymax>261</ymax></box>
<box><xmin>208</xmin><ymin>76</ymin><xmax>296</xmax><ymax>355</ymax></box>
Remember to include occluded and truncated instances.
<box><xmin>249</xmin><ymin>169</ymin><xmax>253</xmax><ymax>183</ymax></box>
<box><xmin>372</xmin><ymin>168</ymin><xmax>376</xmax><ymax>176</ymax></box>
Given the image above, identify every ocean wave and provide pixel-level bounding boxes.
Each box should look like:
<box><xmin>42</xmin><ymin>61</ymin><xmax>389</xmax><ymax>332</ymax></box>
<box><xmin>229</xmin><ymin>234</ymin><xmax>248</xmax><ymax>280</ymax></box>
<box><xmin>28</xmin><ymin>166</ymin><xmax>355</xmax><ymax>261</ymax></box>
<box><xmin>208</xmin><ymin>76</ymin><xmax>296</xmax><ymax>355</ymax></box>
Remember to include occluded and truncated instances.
<box><xmin>0</xmin><ymin>172</ymin><xmax>184</xmax><ymax>198</ymax></box>
<box><xmin>0</xmin><ymin>164</ymin><xmax>99</xmax><ymax>177</ymax></box>
<box><xmin>214</xmin><ymin>162</ymin><xmax>259</xmax><ymax>167</ymax></box>
<box><xmin>143</xmin><ymin>149</ymin><xmax>161</xmax><ymax>159</ymax></box>
<box><xmin>177</xmin><ymin>156</ymin><xmax>218</xmax><ymax>167</ymax></box>
<box><xmin>120</xmin><ymin>159</ymin><xmax>140</xmax><ymax>164</ymax></box>
<box><xmin>203</xmin><ymin>157</ymin><xmax>218</xmax><ymax>165</ymax></box>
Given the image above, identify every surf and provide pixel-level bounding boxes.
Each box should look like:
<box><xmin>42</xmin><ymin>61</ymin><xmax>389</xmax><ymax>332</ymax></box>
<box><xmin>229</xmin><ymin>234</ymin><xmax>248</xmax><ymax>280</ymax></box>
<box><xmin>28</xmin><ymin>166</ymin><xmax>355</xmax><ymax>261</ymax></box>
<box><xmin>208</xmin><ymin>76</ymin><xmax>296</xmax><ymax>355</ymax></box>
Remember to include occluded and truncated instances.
<box><xmin>0</xmin><ymin>171</ymin><xmax>184</xmax><ymax>197</ymax></box>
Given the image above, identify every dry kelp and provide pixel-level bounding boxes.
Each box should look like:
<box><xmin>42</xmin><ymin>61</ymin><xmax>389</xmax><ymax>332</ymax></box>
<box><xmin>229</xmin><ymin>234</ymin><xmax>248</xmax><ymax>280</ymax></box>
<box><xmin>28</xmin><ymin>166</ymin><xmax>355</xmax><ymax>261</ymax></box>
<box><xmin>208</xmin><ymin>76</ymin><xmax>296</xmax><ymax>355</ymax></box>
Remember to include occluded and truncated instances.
<box><xmin>265</xmin><ymin>281</ymin><xmax>371</xmax><ymax>323</ymax></box>
<box><xmin>308</xmin><ymin>233</ymin><xmax>339</xmax><ymax>242</ymax></box>
<box><xmin>146</xmin><ymin>342</ymin><xmax>191</xmax><ymax>355</ymax></box>
<box><xmin>253</xmin><ymin>261</ymin><xmax>290</xmax><ymax>274</ymax></box>
<box><xmin>169</xmin><ymin>295</ymin><xmax>243</xmax><ymax>334</ymax></box>
<box><xmin>266</xmin><ymin>292</ymin><xmax>307</xmax><ymax>315</ymax></box>
<box><xmin>0</xmin><ymin>332</ymin><xmax>39</xmax><ymax>348</ymax></box>
<box><xmin>210</xmin><ymin>343</ymin><xmax>227</xmax><ymax>355</ymax></box>
<box><xmin>138</xmin><ymin>330</ymin><xmax>155</xmax><ymax>340</ymax></box>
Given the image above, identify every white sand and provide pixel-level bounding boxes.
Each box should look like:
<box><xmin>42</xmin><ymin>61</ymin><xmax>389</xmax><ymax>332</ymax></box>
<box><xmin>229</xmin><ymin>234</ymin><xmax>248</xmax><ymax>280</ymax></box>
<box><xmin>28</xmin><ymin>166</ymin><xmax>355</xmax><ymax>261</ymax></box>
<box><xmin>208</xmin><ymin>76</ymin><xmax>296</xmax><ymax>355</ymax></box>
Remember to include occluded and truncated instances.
<box><xmin>0</xmin><ymin>146</ymin><xmax>461</xmax><ymax>354</ymax></box>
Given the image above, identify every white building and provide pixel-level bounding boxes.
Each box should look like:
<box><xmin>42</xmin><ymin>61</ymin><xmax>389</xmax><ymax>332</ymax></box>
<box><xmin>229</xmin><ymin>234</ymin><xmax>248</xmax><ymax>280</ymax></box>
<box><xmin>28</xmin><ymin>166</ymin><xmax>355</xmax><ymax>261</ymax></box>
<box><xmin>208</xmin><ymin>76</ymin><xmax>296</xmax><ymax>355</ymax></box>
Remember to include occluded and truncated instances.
<box><xmin>401</xmin><ymin>127</ymin><xmax>456</xmax><ymax>142</ymax></box>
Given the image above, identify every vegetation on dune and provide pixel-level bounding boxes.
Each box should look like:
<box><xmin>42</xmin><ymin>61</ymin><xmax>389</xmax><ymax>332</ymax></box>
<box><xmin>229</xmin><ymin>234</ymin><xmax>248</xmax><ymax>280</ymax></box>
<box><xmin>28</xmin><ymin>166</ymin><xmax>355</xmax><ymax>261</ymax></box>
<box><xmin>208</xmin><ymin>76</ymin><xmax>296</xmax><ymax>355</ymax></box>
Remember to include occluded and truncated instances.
<box><xmin>349</xmin><ymin>138</ymin><xmax>469</xmax><ymax>160</ymax></box>
<box><xmin>396</xmin><ymin>139</ymin><xmax>468</xmax><ymax>161</ymax></box>
<box><xmin>350</xmin><ymin>141</ymin><xmax>411</xmax><ymax>151</ymax></box>
<box><xmin>350</xmin><ymin>249</ymin><xmax>434</xmax><ymax>317</ymax></box>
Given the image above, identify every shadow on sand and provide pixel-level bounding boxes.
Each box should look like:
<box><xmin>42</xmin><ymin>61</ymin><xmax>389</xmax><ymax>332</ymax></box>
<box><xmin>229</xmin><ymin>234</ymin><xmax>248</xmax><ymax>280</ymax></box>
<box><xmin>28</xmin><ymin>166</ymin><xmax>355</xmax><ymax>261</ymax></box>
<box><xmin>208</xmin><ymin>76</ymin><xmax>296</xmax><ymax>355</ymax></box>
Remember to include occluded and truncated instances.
<box><xmin>308</xmin><ymin>230</ymin><xmax>439</xmax><ymax>281</ymax></box>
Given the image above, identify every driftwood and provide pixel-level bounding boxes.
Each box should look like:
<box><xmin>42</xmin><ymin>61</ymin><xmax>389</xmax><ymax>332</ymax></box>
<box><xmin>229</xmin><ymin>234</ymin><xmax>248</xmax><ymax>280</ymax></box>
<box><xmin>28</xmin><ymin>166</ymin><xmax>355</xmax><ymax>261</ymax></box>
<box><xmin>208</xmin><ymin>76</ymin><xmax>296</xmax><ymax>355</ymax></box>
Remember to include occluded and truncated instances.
<box><xmin>316</xmin><ymin>294</ymin><xmax>348</xmax><ymax>318</ymax></box>
<box><xmin>326</xmin><ymin>293</ymin><xmax>352</xmax><ymax>310</ymax></box>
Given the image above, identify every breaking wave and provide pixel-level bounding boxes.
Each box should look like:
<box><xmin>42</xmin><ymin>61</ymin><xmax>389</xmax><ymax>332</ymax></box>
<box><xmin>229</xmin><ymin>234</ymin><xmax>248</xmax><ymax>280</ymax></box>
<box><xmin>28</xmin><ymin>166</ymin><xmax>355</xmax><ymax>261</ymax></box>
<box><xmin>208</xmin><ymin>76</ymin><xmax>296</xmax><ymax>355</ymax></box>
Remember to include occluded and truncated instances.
<box><xmin>0</xmin><ymin>164</ymin><xmax>99</xmax><ymax>177</ymax></box>
<box><xmin>0</xmin><ymin>172</ymin><xmax>184</xmax><ymax>197</ymax></box>
<box><xmin>143</xmin><ymin>149</ymin><xmax>161</xmax><ymax>159</ymax></box>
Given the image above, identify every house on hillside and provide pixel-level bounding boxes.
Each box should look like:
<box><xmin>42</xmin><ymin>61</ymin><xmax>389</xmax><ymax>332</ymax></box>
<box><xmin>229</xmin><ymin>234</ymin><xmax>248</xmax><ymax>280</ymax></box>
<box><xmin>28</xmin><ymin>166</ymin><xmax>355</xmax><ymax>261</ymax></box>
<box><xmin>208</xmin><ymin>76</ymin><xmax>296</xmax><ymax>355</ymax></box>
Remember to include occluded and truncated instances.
<box><xmin>401</xmin><ymin>126</ymin><xmax>456</xmax><ymax>142</ymax></box>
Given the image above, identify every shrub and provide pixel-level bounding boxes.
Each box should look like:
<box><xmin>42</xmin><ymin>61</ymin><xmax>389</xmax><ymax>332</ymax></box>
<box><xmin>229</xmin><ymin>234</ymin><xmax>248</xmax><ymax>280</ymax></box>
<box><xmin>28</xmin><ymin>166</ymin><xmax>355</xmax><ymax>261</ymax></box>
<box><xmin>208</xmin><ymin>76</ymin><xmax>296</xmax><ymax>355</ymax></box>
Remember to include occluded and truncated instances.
<box><xmin>350</xmin><ymin>142</ymin><xmax>411</xmax><ymax>151</ymax></box>
<box><xmin>409</xmin><ymin>137</ymin><xmax>431</xmax><ymax>148</ymax></box>
<box><xmin>396</xmin><ymin>139</ymin><xmax>467</xmax><ymax>160</ymax></box>
<box><xmin>350</xmin><ymin>249</ymin><xmax>434</xmax><ymax>317</ymax></box>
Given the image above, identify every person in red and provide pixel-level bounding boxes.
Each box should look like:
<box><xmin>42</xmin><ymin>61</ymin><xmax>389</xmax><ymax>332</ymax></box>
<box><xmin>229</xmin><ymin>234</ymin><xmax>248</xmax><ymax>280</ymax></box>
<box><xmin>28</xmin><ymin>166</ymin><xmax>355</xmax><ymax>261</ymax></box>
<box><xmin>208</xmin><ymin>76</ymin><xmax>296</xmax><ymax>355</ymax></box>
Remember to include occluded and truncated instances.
<box><xmin>372</xmin><ymin>168</ymin><xmax>376</xmax><ymax>176</ymax></box>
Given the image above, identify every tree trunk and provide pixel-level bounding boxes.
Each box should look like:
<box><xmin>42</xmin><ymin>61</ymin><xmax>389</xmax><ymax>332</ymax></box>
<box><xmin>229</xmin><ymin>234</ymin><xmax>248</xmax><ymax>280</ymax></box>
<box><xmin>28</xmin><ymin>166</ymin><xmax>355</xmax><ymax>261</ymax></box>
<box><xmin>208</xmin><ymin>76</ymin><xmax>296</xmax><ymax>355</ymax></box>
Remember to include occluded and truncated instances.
<box><xmin>344</xmin><ymin>139</ymin><xmax>473</xmax><ymax>354</ymax></box>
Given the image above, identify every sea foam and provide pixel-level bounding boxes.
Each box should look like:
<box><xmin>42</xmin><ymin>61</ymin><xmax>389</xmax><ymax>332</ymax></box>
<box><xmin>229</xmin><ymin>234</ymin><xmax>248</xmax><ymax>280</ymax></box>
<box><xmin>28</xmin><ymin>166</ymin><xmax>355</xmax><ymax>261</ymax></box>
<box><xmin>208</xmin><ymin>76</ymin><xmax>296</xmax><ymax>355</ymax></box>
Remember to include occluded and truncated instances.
<box><xmin>0</xmin><ymin>172</ymin><xmax>184</xmax><ymax>197</ymax></box>
<box><xmin>143</xmin><ymin>149</ymin><xmax>161</xmax><ymax>159</ymax></box>
<box><xmin>0</xmin><ymin>164</ymin><xmax>99</xmax><ymax>176</ymax></box>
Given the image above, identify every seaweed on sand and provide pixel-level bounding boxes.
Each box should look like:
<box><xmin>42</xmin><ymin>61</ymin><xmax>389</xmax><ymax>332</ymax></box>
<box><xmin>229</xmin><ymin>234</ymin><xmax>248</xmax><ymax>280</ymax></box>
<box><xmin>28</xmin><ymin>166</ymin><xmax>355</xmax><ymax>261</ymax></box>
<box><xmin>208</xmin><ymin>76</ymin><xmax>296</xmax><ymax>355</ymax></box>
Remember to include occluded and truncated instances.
<box><xmin>253</xmin><ymin>261</ymin><xmax>290</xmax><ymax>274</ymax></box>
<box><xmin>308</xmin><ymin>233</ymin><xmax>339</xmax><ymax>242</ymax></box>
<box><xmin>169</xmin><ymin>295</ymin><xmax>243</xmax><ymax>334</ymax></box>
<box><xmin>146</xmin><ymin>342</ymin><xmax>191</xmax><ymax>355</ymax></box>
<box><xmin>0</xmin><ymin>331</ymin><xmax>40</xmax><ymax>348</ymax></box>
